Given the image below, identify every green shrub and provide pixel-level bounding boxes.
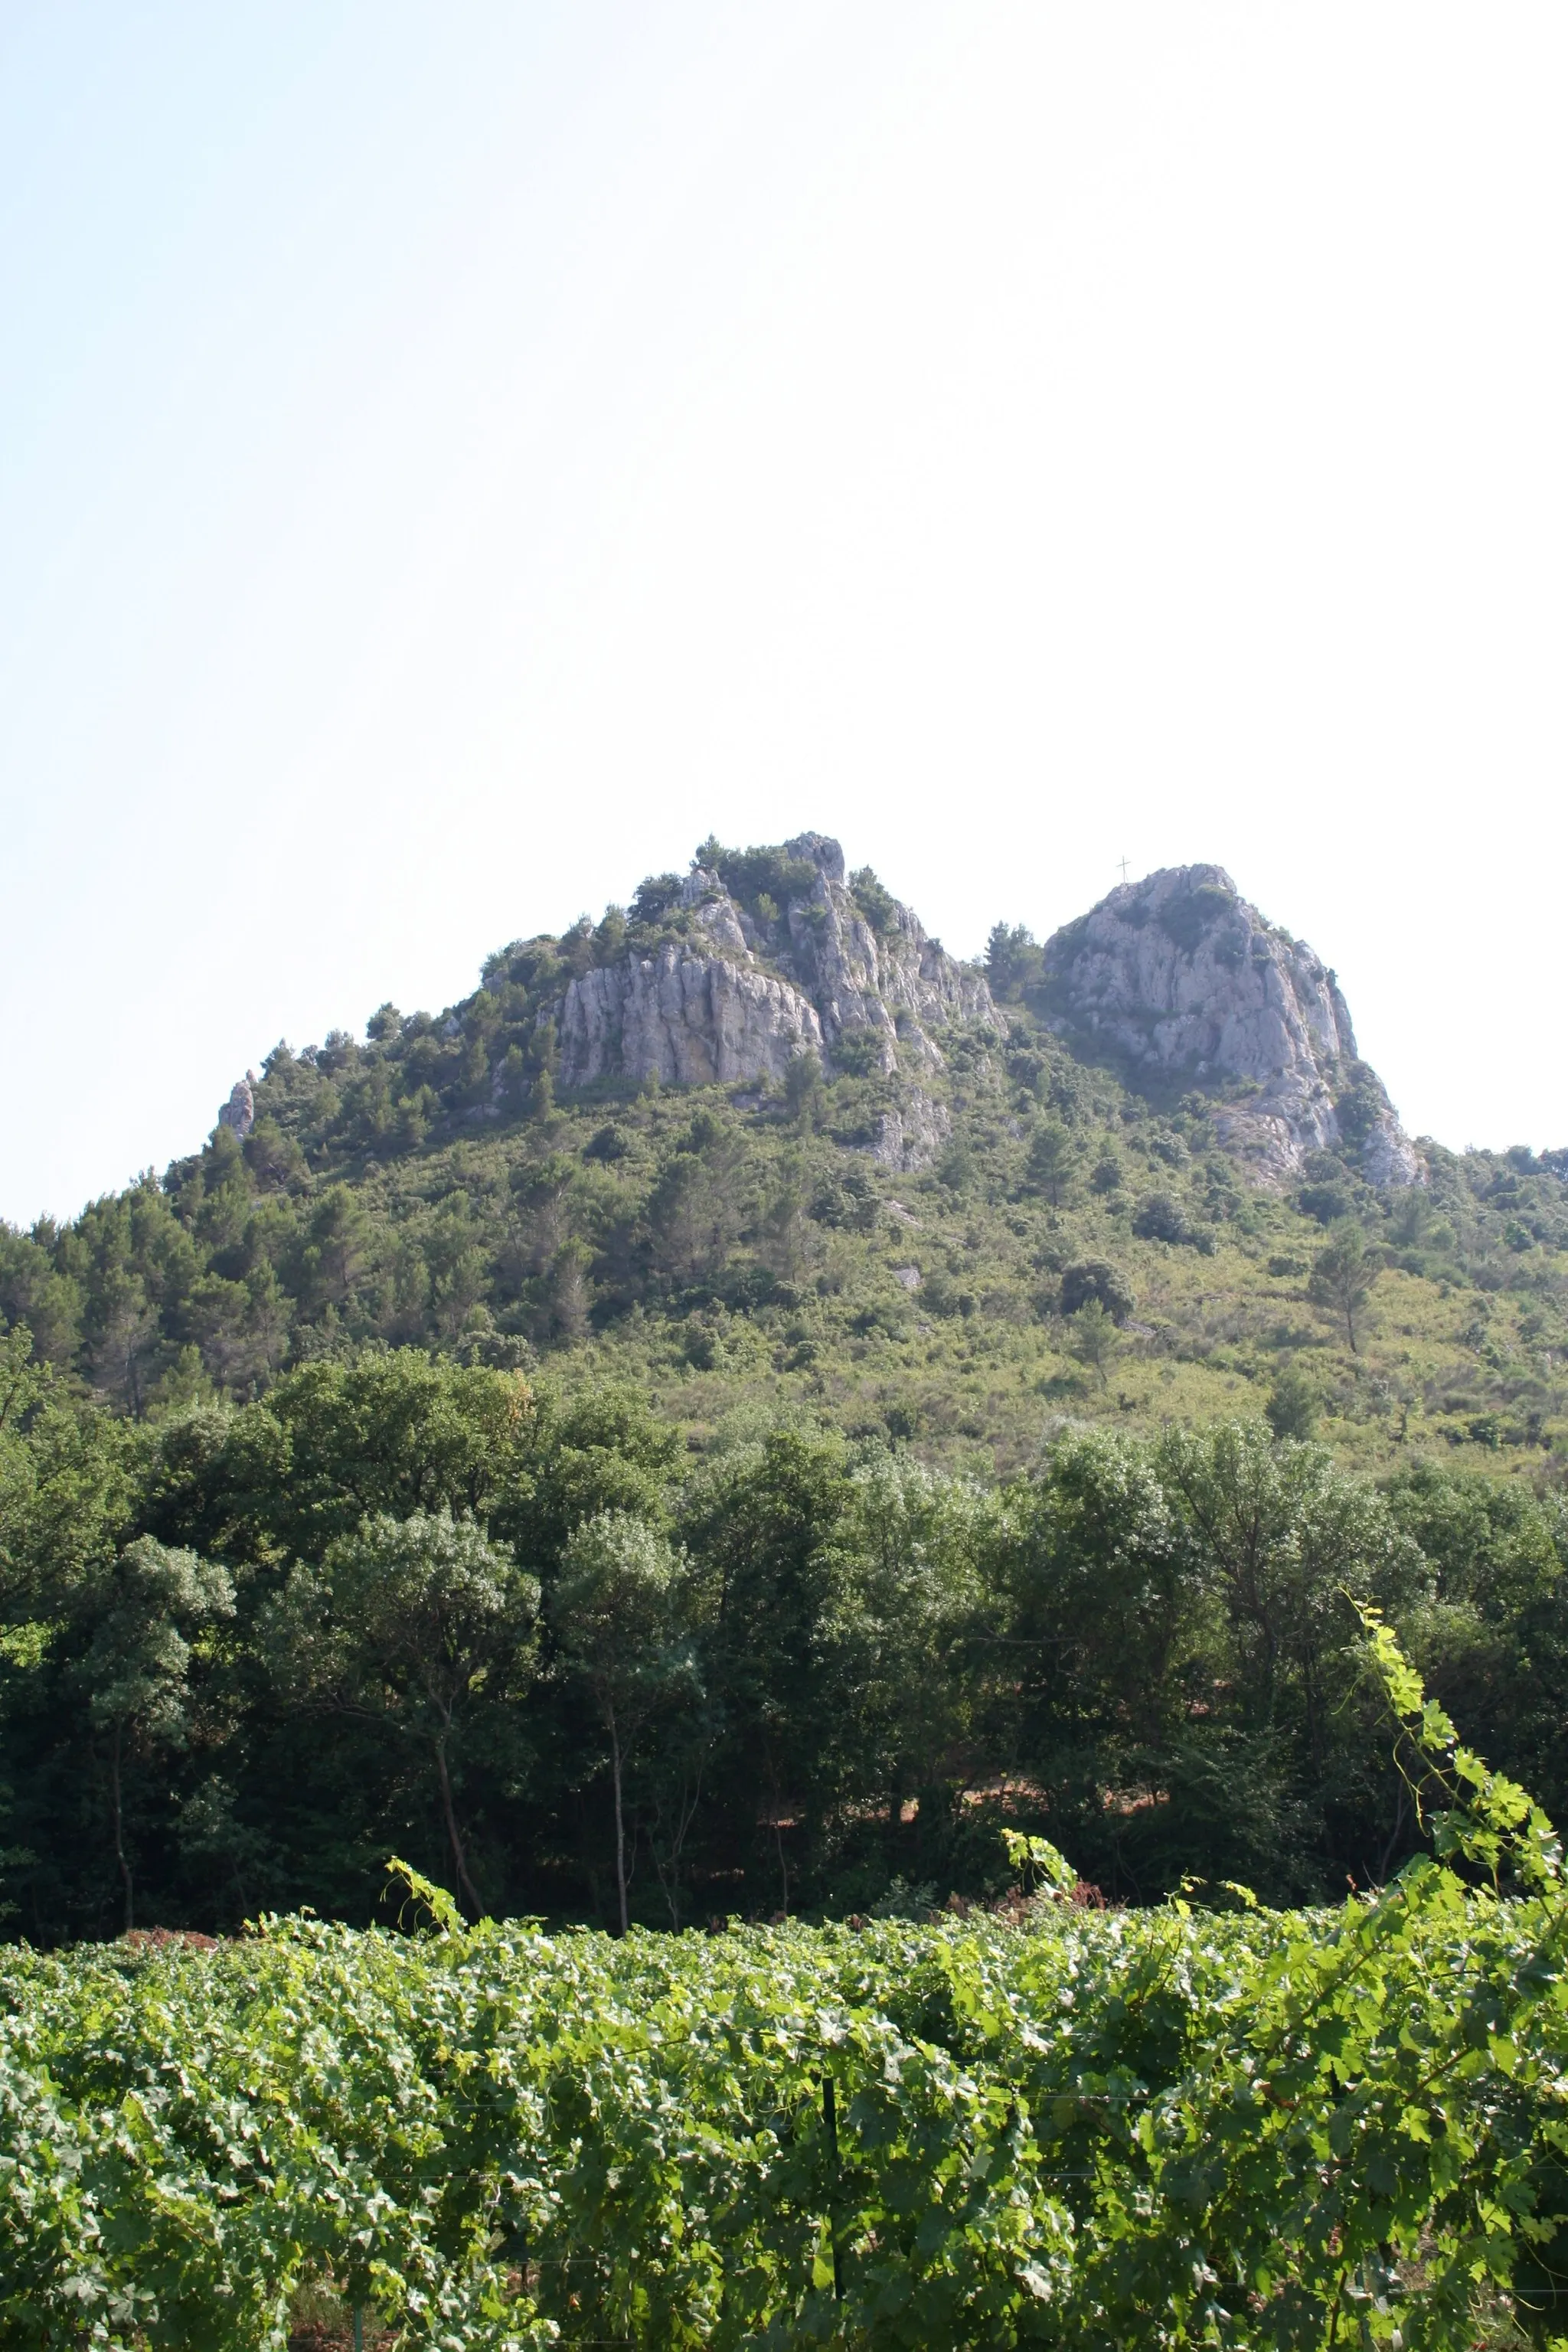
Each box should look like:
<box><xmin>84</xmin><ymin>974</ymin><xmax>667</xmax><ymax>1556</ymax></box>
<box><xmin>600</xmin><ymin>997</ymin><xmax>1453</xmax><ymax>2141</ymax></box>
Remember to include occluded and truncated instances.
<box><xmin>1059</xmin><ymin>1258</ymin><xmax>1135</xmax><ymax>1322</ymax></box>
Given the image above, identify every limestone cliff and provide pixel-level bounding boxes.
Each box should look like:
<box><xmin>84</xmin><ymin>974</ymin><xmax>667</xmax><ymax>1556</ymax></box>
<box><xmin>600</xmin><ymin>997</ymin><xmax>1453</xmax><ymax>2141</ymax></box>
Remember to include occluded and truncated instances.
<box><xmin>1041</xmin><ymin>866</ymin><xmax>1419</xmax><ymax>1187</ymax></box>
<box><xmin>769</xmin><ymin>833</ymin><xmax>993</xmax><ymax>1070</ymax></box>
<box><xmin>558</xmin><ymin>835</ymin><xmax>995</xmax><ymax>1091</ymax></box>
<box><xmin>558</xmin><ymin>946</ymin><xmax>823</xmax><ymax>1089</ymax></box>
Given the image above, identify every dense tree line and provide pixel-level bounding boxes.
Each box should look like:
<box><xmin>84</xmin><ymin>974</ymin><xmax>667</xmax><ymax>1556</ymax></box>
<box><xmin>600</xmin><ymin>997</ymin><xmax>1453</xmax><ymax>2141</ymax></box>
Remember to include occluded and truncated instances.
<box><xmin>3</xmin><ymin>1333</ymin><xmax>1565</xmax><ymax>1943</ymax></box>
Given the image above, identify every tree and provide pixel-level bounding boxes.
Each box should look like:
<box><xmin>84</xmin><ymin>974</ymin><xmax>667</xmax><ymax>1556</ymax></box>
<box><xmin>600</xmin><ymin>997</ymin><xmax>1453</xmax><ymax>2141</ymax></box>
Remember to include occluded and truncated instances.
<box><xmin>1389</xmin><ymin>1186</ymin><xmax>1436</xmax><ymax>1248</ymax></box>
<box><xmin>985</xmin><ymin>922</ymin><xmax>1043</xmax><ymax>1001</ymax></box>
<box><xmin>1005</xmin><ymin>1426</ymin><xmax>1188</xmax><ymax>1746</ymax></box>
<box><xmin>498</xmin><ymin>1042</ymin><xmax>528</xmax><ymax>1115</ymax></box>
<box><xmin>90</xmin><ymin>1270</ymin><xmax>160</xmax><ymax>1416</ymax></box>
<box><xmin>832</xmin><ymin>1452</ymin><xmax>990</xmax><ymax>1817</ymax></box>
<box><xmin>295</xmin><ymin>1187</ymin><xmax>373</xmax><ymax>1310</ymax></box>
<box><xmin>645</xmin><ymin>1115</ymin><xmax>750</xmax><ymax>1282</ymax></box>
<box><xmin>276</xmin><ymin>1508</ymin><xmax>538</xmax><ymax>1918</ymax></box>
<box><xmin>75</xmin><ymin>1537</ymin><xmax>234</xmax><ymax>1932</ymax></box>
<box><xmin>551</xmin><ymin>1511</ymin><xmax>692</xmax><ymax>1933</ymax></box>
<box><xmin>1026</xmin><ymin>1119</ymin><xmax>1074</xmax><ymax>1207</ymax></box>
<box><xmin>936</xmin><ymin>1135</ymin><xmax>978</xmax><ymax>1194</ymax></box>
<box><xmin>1060</xmin><ymin>1259</ymin><xmax>1135</xmax><ymax>1322</ymax></box>
<box><xmin>547</xmin><ymin>1240</ymin><xmax>593</xmax><ymax>1340</ymax></box>
<box><xmin>1156</xmin><ymin>1419</ymin><xmax>1423</xmax><ymax>1755</ymax></box>
<box><xmin>681</xmin><ymin>1432</ymin><xmax>853</xmax><ymax>1912</ymax></box>
<box><xmin>784</xmin><ymin>1050</ymin><xmax>825</xmax><ymax>1130</ymax></box>
<box><xmin>756</xmin><ymin>1156</ymin><xmax>819</xmax><ymax>1281</ymax></box>
<box><xmin>201</xmin><ymin>1350</ymin><xmax>537</xmax><ymax>1561</ymax></box>
<box><xmin>1132</xmin><ymin>1191</ymin><xmax>1191</xmax><ymax>1245</ymax></box>
<box><xmin>848</xmin><ymin>867</ymin><xmax>897</xmax><ymax>934</ymax></box>
<box><xmin>0</xmin><ymin>1338</ymin><xmax>133</xmax><ymax>1619</ymax></box>
<box><xmin>507</xmin><ymin>1383</ymin><xmax>679</xmax><ymax>1566</ymax></box>
<box><xmin>1308</xmin><ymin>1222</ymin><xmax>1376</xmax><ymax>1352</ymax></box>
<box><xmin>1265</xmin><ymin>1363</ymin><xmax>1318</xmax><ymax>1441</ymax></box>
<box><xmin>1065</xmin><ymin>1299</ymin><xmax>1120</xmax><ymax>1390</ymax></box>
<box><xmin>243</xmin><ymin>1116</ymin><xmax>305</xmax><ymax>1192</ymax></box>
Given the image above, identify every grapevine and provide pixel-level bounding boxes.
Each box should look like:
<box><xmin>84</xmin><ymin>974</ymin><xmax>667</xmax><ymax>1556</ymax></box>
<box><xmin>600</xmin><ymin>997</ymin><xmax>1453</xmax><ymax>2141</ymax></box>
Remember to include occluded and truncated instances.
<box><xmin>2</xmin><ymin>1625</ymin><xmax>1566</xmax><ymax>2348</ymax></box>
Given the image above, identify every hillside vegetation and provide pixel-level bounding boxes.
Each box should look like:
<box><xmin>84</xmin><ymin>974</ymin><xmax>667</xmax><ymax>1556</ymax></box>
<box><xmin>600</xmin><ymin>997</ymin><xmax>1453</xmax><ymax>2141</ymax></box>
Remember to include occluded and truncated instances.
<box><xmin>2</xmin><ymin>839</ymin><xmax>1567</xmax><ymax>1943</ymax></box>
<box><xmin>2</xmin><ymin>843</ymin><xmax>1566</xmax><ymax>1475</ymax></box>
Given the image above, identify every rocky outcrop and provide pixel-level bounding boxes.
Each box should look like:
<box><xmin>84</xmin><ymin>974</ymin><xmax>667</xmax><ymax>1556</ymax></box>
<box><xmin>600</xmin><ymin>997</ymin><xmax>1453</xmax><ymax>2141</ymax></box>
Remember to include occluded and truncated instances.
<box><xmin>870</xmin><ymin>1088</ymin><xmax>952</xmax><ymax>1172</ymax></box>
<box><xmin>773</xmin><ymin>834</ymin><xmax>993</xmax><ymax>1071</ymax></box>
<box><xmin>548</xmin><ymin>843</ymin><xmax>1416</xmax><ymax>1187</ymax></box>
<box><xmin>1042</xmin><ymin>867</ymin><xmax>1419</xmax><ymax>1187</ymax></box>
<box><xmin>557</xmin><ymin>835</ymin><xmax>995</xmax><ymax>1091</ymax></box>
<box><xmin>217</xmin><ymin>1075</ymin><xmax>256</xmax><ymax>1140</ymax></box>
<box><xmin>559</xmin><ymin>946</ymin><xmax>822</xmax><ymax>1088</ymax></box>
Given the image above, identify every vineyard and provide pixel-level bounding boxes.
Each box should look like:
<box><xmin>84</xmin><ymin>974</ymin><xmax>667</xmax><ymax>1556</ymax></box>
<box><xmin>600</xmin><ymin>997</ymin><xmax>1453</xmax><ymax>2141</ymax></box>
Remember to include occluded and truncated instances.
<box><xmin>2</xmin><ymin>1635</ymin><xmax>1567</xmax><ymax>2352</ymax></box>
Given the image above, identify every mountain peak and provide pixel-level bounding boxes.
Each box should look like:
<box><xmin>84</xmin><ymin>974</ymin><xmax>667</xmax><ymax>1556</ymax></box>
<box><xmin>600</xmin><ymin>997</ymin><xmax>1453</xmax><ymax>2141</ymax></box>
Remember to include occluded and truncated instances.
<box><xmin>558</xmin><ymin>835</ymin><xmax>991</xmax><ymax>1093</ymax></box>
<box><xmin>780</xmin><ymin>830</ymin><xmax>847</xmax><ymax>884</ymax></box>
<box><xmin>1041</xmin><ymin>864</ymin><xmax>1418</xmax><ymax>1187</ymax></box>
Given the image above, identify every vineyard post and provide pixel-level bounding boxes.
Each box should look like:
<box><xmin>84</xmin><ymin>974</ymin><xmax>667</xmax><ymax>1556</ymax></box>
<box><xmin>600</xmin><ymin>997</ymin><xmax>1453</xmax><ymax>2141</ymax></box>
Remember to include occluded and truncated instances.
<box><xmin>353</xmin><ymin>2308</ymin><xmax>363</xmax><ymax>2352</ymax></box>
<box><xmin>823</xmin><ymin>2072</ymin><xmax>842</xmax><ymax>2302</ymax></box>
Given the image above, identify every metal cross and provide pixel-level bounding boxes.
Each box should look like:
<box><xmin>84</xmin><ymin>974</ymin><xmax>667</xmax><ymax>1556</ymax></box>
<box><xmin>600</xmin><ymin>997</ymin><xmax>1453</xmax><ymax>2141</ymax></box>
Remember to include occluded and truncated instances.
<box><xmin>1116</xmin><ymin>856</ymin><xmax>1131</xmax><ymax>885</ymax></box>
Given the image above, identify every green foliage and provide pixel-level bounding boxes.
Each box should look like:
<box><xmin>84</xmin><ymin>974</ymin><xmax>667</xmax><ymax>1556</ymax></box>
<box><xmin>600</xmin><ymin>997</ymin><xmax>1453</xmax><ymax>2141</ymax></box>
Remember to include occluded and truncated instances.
<box><xmin>552</xmin><ymin>1511</ymin><xmax>694</xmax><ymax>1932</ymax></box>
<box><xmin>1158</xmin><ymin>875</ymin><xmax>1237</xmax><ymax>953</ymax></box>
<box><xmin>3</xmin><ymin>841</ymin><xmax>1568</xmax><ymax>1945</ymax></box>
<box><xmin>7</xmin><ymin>1653</ymin><xmax>1568</xmax><ymax>2352</ymax></box>
<box><xmin>830</xmin><ymin>1026</ymin><xmax>887</xmax><ymax>1078</ymax></box>
<box><xmin>1058</xmin><ymin>1258</ymin><xmax>1135</xmax><ymax>1322</ymax></box>
<box><xmin>1024</xmin><ymin>1117</ymin><xmax>1074</xmax><ymax>1206</ymax></box>
<box><xmin>7</xmin><ymin>1369</ymin><xmax>1568</xmax><ymax>1937</ymax></box>
<box><xmin>1000</xmin><ymin>1825</ymin><xmax>1077</xmax><ymax>1896</ymax></box>
<box><xmin>985</xmin><ymin>920</ymin><xmax>1044</xmax><ymax>1001</ymax></box>
<box><xmin>848</xmin><ymin>866</ymin><xmax>899</xmax><ymax>934</ymax></box>
<box><xmin>630</xmin><ymin>870</ymin><xmax>682</xmax><ymax>923</ymax></box>
<box><xmin>75</xmin><ymin>1536</ymin><xmax>235</xmax><ymax>1932</ymax></box>
<box><xmin>384</xmin><ymin>1851</ymin><xmax>465</xmax><ymax>1937</ymax></box>
<box><xmin>1264</xmin><ymin>1361</ymin><xmax>1319</xmax><ymax>1441</ymax></box>
<box><xmin>1309</xmin><ymin>1220</ymin><xmax>1377</xmax><ymax>1351</ymax></box>
<box><xmin>272</xmin><ymin>1509</ymin><xmax>538</xmax><ymax>1918</ymax></box>
<box><xmin>784</xmin><ymin>1048</ymin><xmax>825</xmax><ymax>1126</ymax></box>
<box><xmin>1065</xmin><ymin>1298</ymin><xmax>1119</xmax><ymax>1387</ymax></box>
<box><xmin>1132</xmin><ymin>1187</ymin><xmax>1198</xmax><ymax>1246</ymax></box>
<box><xmin>704</xmin><ymin>840</ymin><xmax>818</xmax><ymax>914</ymax></box>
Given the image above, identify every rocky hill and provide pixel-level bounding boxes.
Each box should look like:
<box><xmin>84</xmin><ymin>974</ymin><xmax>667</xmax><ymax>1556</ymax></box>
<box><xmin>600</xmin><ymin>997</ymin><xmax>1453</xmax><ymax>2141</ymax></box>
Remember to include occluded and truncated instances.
<box><xmin>1</xmin><ymin>829</ymin><xmax>1563</xmax><ymax>1476</ymax></box>
<box><xmin>557</xmin><ymin>831</ymin><xmax>992</xmax><ymax>1091</ymax></box>
<box><xmin>202</xmin><ymin>840</ymin><xmax>1419</xmax><ymax>1192</ymax></box>
<box><xmin>518</xmin><ymin>835</ymin><xmax>1419</xmax><ymax>1197</ymax></box>
<box><xmin>1039</xmin><ymin>864</ymin><xmax>1420</xmax><ymax>1189</ymax></box>
<box><xmin>8</xmin><ymin>833</ymin><xmax>1568</xmax><ymax>1952</ymax></box>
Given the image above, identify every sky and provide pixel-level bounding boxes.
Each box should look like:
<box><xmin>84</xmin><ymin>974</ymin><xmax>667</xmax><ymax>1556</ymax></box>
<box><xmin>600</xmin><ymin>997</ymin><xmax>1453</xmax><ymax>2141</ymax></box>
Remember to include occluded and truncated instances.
<box><xmin>2</xmin><ymin>2</ymin><xmax>1565</xmax><ymax>1226</ymax></box>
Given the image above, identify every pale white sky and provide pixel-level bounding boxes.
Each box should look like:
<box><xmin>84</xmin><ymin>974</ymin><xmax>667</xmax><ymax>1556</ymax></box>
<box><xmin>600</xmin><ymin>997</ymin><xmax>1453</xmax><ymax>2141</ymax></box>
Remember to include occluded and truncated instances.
<box><xmin>2</xmin><ymin>2</ymin><xmax>1565</xmax><ymax>1224</ymax></box>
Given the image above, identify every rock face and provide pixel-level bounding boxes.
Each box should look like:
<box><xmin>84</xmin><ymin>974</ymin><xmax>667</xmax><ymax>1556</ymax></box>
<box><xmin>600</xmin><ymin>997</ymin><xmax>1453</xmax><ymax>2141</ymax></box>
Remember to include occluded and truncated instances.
<box><xmin>1042</xmin><ymin>867</ymin><xmax>1419</xmax><ymax>1187</ymax></box>
<box><xmin>559</xmin><ymin>946</ymin><xmax>824</xmax><ymax>1089</ymax></box>
<box><xmin>771</xmin><ymin>834</ymin><xmax>993</xmax><ymax>1070</ymax></box>
<box><xmin>870</xmin><ymin>1089</ymin><xmax>952</xmax><ymax>1172</ymax></box>
<box><xmin>217</xmin><ymin>1075</ymin><xmax>256</xmax><ymax>1141</ymax></box>
<box><xmin>558</xmin><ymin>835</ymin><xmax>995</xmax><ymax>1090</ymax></box>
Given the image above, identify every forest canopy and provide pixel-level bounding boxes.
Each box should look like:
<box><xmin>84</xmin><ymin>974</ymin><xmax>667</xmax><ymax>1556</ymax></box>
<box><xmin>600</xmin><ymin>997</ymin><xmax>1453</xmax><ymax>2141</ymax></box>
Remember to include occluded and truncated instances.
<box><xmin>2</xmin><ymin>1338</ymin><xmax>1566</xmax><ymax>1942</ymax></box>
